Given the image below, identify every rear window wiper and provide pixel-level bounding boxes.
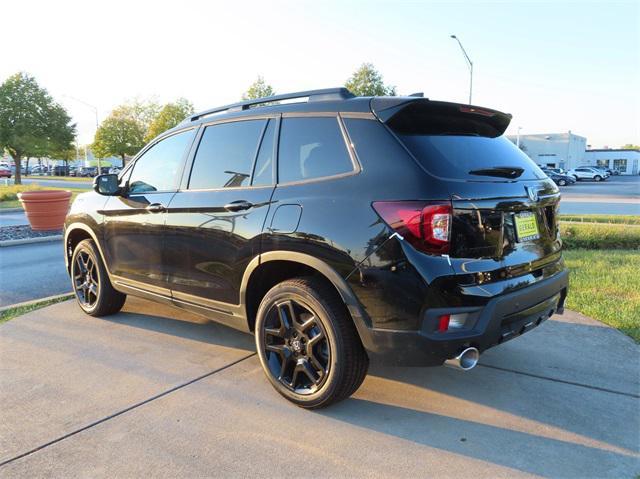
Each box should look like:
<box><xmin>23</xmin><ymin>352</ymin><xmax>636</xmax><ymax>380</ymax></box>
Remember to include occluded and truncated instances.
<box><xmin>468</xmin><ymin>166</ymin><xmax>525</xmax><ymax>179</ymax></box>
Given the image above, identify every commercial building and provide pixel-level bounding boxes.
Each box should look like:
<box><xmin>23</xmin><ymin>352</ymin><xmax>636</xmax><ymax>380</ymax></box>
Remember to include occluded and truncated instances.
<box><xmin>506</xmin><ymin>132</ymin><xmax>639</xmax><ymax>175</ymax></box>
<box><xmin>584</xmin><ymin>149</ymin><xmax>639</xmax><ymax>175</ymax></box>
<box><xmin>506</xmin><ymin>132</ymin><xmax>586</xmax><ymax>172</ymax></box>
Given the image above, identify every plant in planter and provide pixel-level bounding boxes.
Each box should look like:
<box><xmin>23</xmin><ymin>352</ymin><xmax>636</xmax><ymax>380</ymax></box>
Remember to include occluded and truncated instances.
<box><xmin>18</xmin><ymin>190</ymin><xmax>72</xmax><ymax>231</ymax></box>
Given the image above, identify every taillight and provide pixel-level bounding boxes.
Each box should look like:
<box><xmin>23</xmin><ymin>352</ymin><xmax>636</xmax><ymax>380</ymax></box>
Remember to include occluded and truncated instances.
<box><xmin>372</xmin><ymin>201</ymin><xmax>452</xmax><ymax>254</ymax></box>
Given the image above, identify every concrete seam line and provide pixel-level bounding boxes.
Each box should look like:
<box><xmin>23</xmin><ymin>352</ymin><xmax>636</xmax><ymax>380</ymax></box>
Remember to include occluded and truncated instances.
<box><xmin>0</xmin><ymin>352</ymin><xmax>257</xmax><ymax>468</ymax></box>
<box><xmin>0</xmin><ymin>293</ymin><xmax>74</xmax><ymax>314</ymax></box>
<box><xmin>479</xmin><ymin>364</ymin><xmax>640</xmax><ymax>399</ymax></box>
<box><xmin>0</xmin><ymin>235</ymin><xmax>62</xmax><ymax>247</ymax></box>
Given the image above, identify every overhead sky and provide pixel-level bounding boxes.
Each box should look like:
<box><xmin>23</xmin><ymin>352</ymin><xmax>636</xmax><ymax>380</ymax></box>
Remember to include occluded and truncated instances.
<box><xmin>3</xmin><ymin>0</ymin><xmax>639</xmax><ymax>147</ymax></box>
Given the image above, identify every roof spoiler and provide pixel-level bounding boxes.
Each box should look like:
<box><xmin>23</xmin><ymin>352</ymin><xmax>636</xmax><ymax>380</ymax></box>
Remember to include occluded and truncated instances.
<box><xmin>371</xmin><ymin>97</ymin><xmax>512</xmax><ymax>137</ymax></box>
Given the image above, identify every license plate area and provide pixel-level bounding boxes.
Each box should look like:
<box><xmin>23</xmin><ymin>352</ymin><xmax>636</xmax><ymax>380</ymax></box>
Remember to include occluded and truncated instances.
<box><xmin>514</xmin><ymin>211</ymin><xmax>540</xmax><ymax>242</ymax></box>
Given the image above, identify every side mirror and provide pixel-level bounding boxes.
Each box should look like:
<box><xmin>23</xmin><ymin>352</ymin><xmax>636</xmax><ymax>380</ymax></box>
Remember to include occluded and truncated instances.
<box><xmin>93</xmin><ymin>174</ymin><xmax>121</xmax><ymax>196</ymax></box>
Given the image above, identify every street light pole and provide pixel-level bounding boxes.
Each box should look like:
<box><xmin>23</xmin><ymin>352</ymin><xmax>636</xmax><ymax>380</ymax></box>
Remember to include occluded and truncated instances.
<box><xmin>63</xmin><ymin>95</ymin><xmax>101</xmax><ymax>171</ymax></box>
<box><xmin>450</xmin><ymin>35</ymin><xmax>473</xmax><ymax>104</ymax></box>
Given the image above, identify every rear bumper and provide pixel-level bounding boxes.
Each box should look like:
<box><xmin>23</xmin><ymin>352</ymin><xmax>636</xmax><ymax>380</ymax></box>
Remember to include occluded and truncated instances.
<box><xmin>359</xmin><ymin>269</ymin><xmax>569</xmax><ymax>366</ymax></box>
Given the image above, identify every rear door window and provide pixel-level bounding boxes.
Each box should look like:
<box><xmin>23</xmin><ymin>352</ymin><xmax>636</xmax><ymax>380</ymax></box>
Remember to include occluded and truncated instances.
<box><xmin>278</xmin><ymin>117</ymin><xmax>353</xmax><ymax>183</ymax></box>
<box><xmin>189</xmin><ymin>119</ymin><xmax>267</xmax><ymax>189</ymax></box>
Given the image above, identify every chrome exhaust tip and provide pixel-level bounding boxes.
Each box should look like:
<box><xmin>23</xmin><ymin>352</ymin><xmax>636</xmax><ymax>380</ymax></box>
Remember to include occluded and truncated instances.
<box><xmin>444</xmin><ymin>347</ymin><xmax>479</xmax><ymax>371</ymax></box>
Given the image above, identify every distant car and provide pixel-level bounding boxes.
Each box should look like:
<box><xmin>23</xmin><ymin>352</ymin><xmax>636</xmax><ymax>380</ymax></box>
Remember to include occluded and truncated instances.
<box><xmin>0</xmin><ymin>166</ymin><xmax>11</xmax><ymax>178</ymax></box>
<box><xmin>587</xmin><ymin>166</ymin><xmax>611</xmax><ymax>178</ymax></box>
<box><xmin>541</xmin><ymin>167</ymin><xmax>565</xmax><ymax>175</ymax></box>
<box><xmin>68</xmin><ymin>167</ymin><xmax>78</xmax><ymax>177</ymax></box>
<box><xmin>78</xmin><ymin>167</ymin><xmax>98</xmax><ymax>177</ymax></box>
<box><xmin>567</xmin><ymin>167</ymin><xmax>607</xmax><ymax>182</ymax></box>
<box><xmin>546</xmin><ymin>172</ymin><xmax>576</xmax><ymax>186</ymax></box>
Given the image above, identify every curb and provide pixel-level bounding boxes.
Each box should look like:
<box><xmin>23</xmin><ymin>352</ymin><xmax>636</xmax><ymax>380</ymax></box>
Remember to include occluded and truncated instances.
<box><xmin>0</xmin><ymin>235</ymin><xmax>62</xmax><ymax>247</ymax></box>
<box><xmin>0</xmin><ymin>208</ymin><xmax>24</xmax><ymax>213</ymax></box>
<box><xmin>0</xmin><ymin>292</ymin><xmax>74</xmax><ymax>314</ymax></box>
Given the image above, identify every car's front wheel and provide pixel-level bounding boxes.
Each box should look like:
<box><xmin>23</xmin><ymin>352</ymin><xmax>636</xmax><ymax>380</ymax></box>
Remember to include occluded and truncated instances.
<box><xmin>558</xmin><ymin>179</ymin><xmax>567</xmax><ymax>186</ymax></box>
<box><xmin>594</xmin><ymin>175</ymin><xmax>602</xmax><ymax>182</ymax></box>
<box><xmin>255</xmin><ymin>277</ymin><xmax>369</xmax><ymax>409</ymax></box>
<box><xmin>71</xmin><ymin>239</ymin><xmax>126</xmax><ymax>316</ymax></box>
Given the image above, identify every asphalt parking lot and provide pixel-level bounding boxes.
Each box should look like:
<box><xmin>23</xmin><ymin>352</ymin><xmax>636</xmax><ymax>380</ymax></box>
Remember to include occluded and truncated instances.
<box><xmin>1</xmin><ymin>297</ymin><xmax>638</xmax><ymax>477</ymax></box>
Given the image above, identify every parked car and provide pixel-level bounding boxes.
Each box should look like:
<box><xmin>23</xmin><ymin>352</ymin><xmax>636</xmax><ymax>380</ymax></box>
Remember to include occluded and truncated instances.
<box><xmin>0</xmin><ymin>166</ymin><xmax>11</xmax><ymax>178</ymax></box>
<box><xmin>53</xmin><ymin>165</ymin><xmax>71</xmax><ymax>176</ymax></box>
<box><xmin>567</xmin><ymin>167</ymin><xmax>608</xmax><ymax>181</ymax></box>
<box><xmin>544</xmin><ymin>171</ymin><xmax>576</xmax><ymax>186</ymax></box>
<box><xmin>78</xmin><ymin>166</ymin><xmax>98</xmax><ymax>177</ymax></box>
<box><xmin>64</xmin><ymin>88</ymin><xmax>568</xmax><ymax>408</ymax></box>
<box><xmin>588</xmin><ymin>166</ymin><xmax>611</xmax><ymax>178</ymax></box>
<box><xmin>109</xmin><ymin>166</ymin><xmax>122</xmax><ymax>175</ymax></box>
<box><xmin>68</xmin><ymin>166</ymin><xmax>78</xmax><ymax>177</ymax></box>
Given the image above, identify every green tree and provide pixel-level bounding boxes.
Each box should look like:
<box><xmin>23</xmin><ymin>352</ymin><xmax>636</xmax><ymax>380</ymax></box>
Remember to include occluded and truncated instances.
<box><xmin>144</xmin><ymin>98</ymin><xmax>194</xmax><ymax>142</ymax></box>
<box><xmin>117</xmin><ymin>98</ymin><xmax>161</xmax><ymax>134</ymax></box>
<box><xmin>242</xmin><ymin>76</ymin><xmax>275</xmax><ymax>100</ymax></box>
<box><xmin>345</xmin><ymin>63</ymin><xmax>396</xmax><ymax>96</ymax></box>
<box><xmin>621</xmin><ymin>144</ymin><xmax>640</xmax><ymax>150</ymax></box>
<box><xmin>92</xmin><ymin>109</ymin><xmax>145</xmax><ymax>167</ymax></box>
<box><xmin>0</xmin><ymin>72</ymin><xmax>76</xmax><ymax>184</ymax></box>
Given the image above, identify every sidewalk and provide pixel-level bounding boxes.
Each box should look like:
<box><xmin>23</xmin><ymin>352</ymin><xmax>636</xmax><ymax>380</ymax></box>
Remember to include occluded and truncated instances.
<box><xmin>0</xmin><ymin>297</ymin><xmax>637</xmax><ymax>477</ymax></box>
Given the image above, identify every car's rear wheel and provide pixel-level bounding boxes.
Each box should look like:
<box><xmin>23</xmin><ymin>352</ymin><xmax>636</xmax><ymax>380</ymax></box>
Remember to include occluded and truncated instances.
<box><xmin>71</xmin><ymin>239</ymin><xmax>126</xmax><ymax>316</ymax></box>
<box><xmin>255</xmin><ymin>277</ymin><xmax>369</xmax><ymax>409</ymax></box>
<box><xmin>594</xmin><ymin>175</ymin><xmax>602</xmax><ymax>182</ymax></box>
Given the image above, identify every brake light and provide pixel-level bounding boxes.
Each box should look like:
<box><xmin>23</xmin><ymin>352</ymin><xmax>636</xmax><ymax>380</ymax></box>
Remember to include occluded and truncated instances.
<box><xmin>372</xmin><ymin>201</ymin><xmax>451</xmax><ymax>254</ymax></box>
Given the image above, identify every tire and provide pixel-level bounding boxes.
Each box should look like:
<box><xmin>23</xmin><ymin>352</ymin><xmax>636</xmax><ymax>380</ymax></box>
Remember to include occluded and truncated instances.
<box><xmin>558</xmin><ymin>179</ymin><xmax>566</xmax><ymax>186</ymax></box>
<box><xmin>594</xmin><ymin>175</ymin><xmax>602</xmax><ymax>182</ymax></box>
<box><xmin>572</xmin><ymin>175</ymin><xmax>579</xmax><ymax>181</ymax></box>
<box><xmin>71</xmin><ymin>239</ymin><xmax>126</xmax><ymax>316</ymax></box>
<box><xmin>255</xmin><ymin>277</ymin><xmax>369</xmax><ymax>409</ymax></box>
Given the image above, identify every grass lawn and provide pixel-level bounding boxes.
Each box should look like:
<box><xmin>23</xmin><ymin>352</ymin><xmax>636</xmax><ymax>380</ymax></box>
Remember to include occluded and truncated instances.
<box><xmin>0</xmin><ymin>294</ymin><xmax>74</xmax><ymax>324</ymax></box>
<box><xmin>564</xmin><ymin>249</ymin><xmax>640</xmax><ymax>342</ymax></box>
<box><xmin>0</xmin><ymin>184</ymin><xmax>86</xmax><ymax>209</ymax></box>
<box><xmin>559</xmin><ymin>214</ymin><xmax>640</xmax><ymax>225</ymax></box>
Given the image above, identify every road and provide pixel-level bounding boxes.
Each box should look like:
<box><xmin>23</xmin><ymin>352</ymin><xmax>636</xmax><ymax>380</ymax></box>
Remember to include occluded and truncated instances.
<box><xmin>0</xmin><ymin>297</ymin><xmax>637</xmax><ymax>477</ymax></box>
<box><xmin>20</xmin><ymin>178</ymin><xmax>92</xmax><ymax>189</ymax></box>
<box><xmin>559</xmin><ymin>175</ymin><xmax>639</xmax><ymax>215</ymax></box>
<box><xmin>0</xmin><ymin>241</ymin><xmax>70</xmax><ymax>306</ymax></box>
<box><xmin>0</xmin><ymin>211</ymin><xmax>29</xmax><ymax>227</ymax></box>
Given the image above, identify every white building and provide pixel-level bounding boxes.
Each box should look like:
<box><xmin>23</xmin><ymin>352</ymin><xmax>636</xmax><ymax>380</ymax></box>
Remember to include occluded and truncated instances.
<box><xmin>506</xmin><ymin>132</ymin><xmax>587</xmax><ymax>172</ymax></box>
<box><xmin>584</xmin><ymin>149</ymin><xmax>639</xmax><ymax>175</ymax></box>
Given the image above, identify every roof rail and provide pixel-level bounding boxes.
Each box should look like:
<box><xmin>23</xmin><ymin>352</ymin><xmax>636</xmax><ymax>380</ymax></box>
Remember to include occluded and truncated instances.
<box><xmin>186</xmin><ymin>87</ymin><xmax>355</xmax><ymax>123</ymax></box>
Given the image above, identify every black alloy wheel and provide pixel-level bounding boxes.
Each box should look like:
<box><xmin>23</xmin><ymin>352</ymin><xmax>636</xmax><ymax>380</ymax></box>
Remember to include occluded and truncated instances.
<box><xmin>71</xmin><ymin>239</ymin><xmax>126</xmax><ymax>316</ymax></box>
<box><xmin>255</xmin><ymin>277</ymin><xmax>369</xmax><ymax>408</ymax></box>
<box><xmin>73</xmin><ymin>250</ymin><xmax>99</xmax><ymax>309</ymax></box>
<box><xmin>558</xmin><ymin>179</ymin><xmax>566</xmax><ymax>186</ymax></box>
<box><xmin>262</xmin><ymin>298</ymin><xmax>330</xmax><ymax>394</ymax></box>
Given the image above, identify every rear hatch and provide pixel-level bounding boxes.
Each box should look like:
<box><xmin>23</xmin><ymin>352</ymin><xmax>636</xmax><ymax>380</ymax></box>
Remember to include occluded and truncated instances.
<box><xmin>372</xmin><ymin>98</ymin><xmax>562</xmax><ymax>278</ymax></box>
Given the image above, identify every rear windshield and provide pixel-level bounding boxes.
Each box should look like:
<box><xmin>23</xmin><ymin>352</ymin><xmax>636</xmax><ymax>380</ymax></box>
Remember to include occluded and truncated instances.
<box><xmin>397</xmin><ymin>134</ymin><xmax>547</xmax><ymax>181</ymax></box>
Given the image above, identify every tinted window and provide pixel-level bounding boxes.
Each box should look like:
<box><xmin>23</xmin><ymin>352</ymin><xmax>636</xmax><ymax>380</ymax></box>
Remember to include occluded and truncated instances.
<box><xmin>278</xmin><ymin>117</ymin><xmax>353</xmax><ymax>183</ymax></box>
<box><xmin>251</xmin><ymin>119</ymin><xmax>275</xmax><ymax>186</ymax></box>
<box><xmin>397</xmin><ymin>135</ymin><xmax>546</xmax><ymax>181</ymax></box>
<box><xmin>189</xmin><ymin>120</ymin><xmax>266</xmax><ymax>189</ymax></box>
<box><xmin>128</xmin><ymin>129</ymin><xmax>195</xmax><ymax>193</ymax></box>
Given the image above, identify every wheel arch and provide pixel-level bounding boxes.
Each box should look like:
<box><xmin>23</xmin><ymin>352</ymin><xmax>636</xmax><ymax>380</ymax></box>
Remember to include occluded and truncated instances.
<box><xmin>64</xmin><ymin>223</ymin><xmax>105</xmax><ymax>273</ymax></box>
<box><xmin>241</xmin><ymin>251</ymin><xmax>370</xmax><ymax>335</ymax></box>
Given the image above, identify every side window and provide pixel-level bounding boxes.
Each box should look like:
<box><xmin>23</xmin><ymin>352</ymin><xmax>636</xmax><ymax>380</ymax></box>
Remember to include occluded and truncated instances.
<box><xmin>251</xmin><ymin>119</ymin><xmax>275</xmax><ymax>186</ymax></box>
<box><xmin>189</xmin><ymin>119</ymin><xmax>266</xmax><ymax>189</ymax></box>
<box><xmin>128</xmin><ymin>129</ymin><xmax>195</xmax><ymax>193</ymax></box>
<box><xmin>278</xmin><ymin>117</ymin><xmax>353</xmax><ymax>184</ymax></box>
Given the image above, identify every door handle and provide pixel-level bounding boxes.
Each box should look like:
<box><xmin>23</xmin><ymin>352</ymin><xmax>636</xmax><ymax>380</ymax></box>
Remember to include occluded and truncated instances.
<box><xmin>224</xmin><ymin>200</ymin><xmax>254</xmax><ymax>212</ymax></box>
<box><xmin>146</xmin><ymin>203</ymin><xmax>166</xmax><ymax>213</ymax></box>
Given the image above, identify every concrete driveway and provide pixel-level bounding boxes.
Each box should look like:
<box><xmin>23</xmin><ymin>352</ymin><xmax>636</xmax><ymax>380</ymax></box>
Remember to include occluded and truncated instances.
<box><xmin>0</xmin><ymin>297</ymin><xmax>638</xmax><ymax>477</ymax></box>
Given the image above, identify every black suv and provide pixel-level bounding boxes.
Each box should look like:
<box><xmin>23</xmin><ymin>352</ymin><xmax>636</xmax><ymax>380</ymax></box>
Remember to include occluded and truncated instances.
<box><xmin>64</xmin><ymin>88</ymin><xmax>568</xmax><ymax>408</ymax></box>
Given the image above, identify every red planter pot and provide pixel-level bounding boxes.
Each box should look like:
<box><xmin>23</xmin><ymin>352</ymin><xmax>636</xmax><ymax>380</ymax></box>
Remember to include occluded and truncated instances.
<box><xmin>18</xmin><ymin>190</ymin><xmax>72</xmax><ymax>231</ymax></box>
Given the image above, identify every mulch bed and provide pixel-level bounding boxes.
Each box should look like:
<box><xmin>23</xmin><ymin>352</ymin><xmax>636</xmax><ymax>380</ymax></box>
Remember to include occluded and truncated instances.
<box><xmin>0</xmin><ymin>225</ymin><xmax>62</xmax><ymax>242</ymax></box>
